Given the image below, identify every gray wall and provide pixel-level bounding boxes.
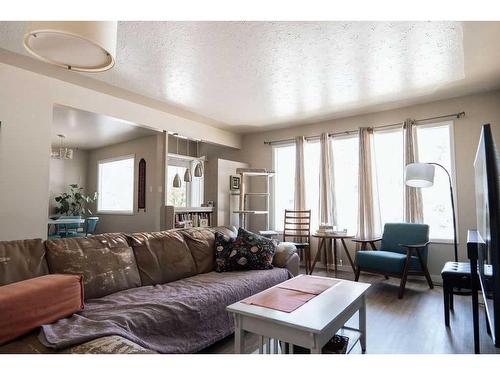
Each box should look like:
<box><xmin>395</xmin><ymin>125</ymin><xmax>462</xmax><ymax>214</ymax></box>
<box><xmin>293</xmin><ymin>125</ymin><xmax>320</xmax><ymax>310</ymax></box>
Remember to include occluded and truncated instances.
<box><xmin>48</xmin><ymin>149</ymin><xmax>89</xmax><ymax>215</ymax></box>
<box><xmin>87</xmin><ymin>134</ymin><xmax>164</xmax><ymax>234</ymax></box>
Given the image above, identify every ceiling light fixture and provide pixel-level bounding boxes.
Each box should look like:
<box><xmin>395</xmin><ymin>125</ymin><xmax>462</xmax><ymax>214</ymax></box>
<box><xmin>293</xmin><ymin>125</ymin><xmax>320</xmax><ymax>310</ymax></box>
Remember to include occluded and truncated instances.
<box><xmin>184</xmin><ymin>139</ymin><xmax>192</xmax><ymax>182</ymax></box>
<box><xmin>23</xmin><ymin>21</ymin><xmax>117</xmax><ymax>72</ymax></box>
<box><xmin>194</xmin><ymin>140</ymin><xmax>203</xmax><ymax>178</ymax></box>
<box><xmin>173</xmin><ymin>134</ymin><xmax>181</xmax><ymax>188</ymax></box>
<box><xmin>51</xmin><ymin>134</ymin><xmax>74</xmax><ymax>160</ymax></box>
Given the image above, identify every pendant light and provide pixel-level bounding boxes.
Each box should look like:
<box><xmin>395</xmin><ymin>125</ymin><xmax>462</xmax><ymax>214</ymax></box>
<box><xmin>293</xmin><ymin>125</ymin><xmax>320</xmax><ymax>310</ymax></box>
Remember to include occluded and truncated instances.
<box><xmin>23</xmin><ymin>21</ymin><xmax>117</xmax><ymax>72</ymax></box>
<box><xmin>172</xmin><ymin>135</ymin><xmax>181</xmax><ymax>188</ymax></box>
<box><xmin>51</xmin><ymin>134</ymin><xmax>74</xmax><ymax>160</ymax></box>
<box><xmin>183</xmin><ymin>138</ymin><xmax>192</xmax><ymax>182</ymax></box>
<box><xmin>194</xmin><ymin>140</ymin><xmax>204</xmax><ymax>177</ymax></box>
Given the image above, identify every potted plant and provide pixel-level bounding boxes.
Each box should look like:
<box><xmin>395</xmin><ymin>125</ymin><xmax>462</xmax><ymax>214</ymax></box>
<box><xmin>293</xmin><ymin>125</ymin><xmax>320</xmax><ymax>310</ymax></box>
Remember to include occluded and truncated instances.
<box><xmin>54</xmin><ymin>184</ymin><xmax>97</xmax><ymax>217</ymax></box>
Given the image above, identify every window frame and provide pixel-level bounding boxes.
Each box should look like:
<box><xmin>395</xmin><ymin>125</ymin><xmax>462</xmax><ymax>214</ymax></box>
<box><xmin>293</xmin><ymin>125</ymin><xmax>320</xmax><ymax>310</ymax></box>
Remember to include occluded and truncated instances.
<box><xmin>271</xmin><ymin>141</ymin><xmax>296</xmax><ymax>232</ymax></box>
<box><xmin>415</xmin><ymin>120</ymin><xmax>458</xmax><ymax>243</ymax></box>
<box><xmin>97</xmin><ymin>154</ymin><xmax>135</xmax><ymax>215</ymax></box>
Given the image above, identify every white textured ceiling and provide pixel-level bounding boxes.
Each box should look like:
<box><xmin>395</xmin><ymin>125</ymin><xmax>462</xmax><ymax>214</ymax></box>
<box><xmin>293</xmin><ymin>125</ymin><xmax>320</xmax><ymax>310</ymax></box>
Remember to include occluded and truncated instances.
<box><xmin>52</xmin><ymin>105</ymin><xmax>159</xmax><ymax>150</ymax></box>
<box><xmin>2</xmin><ymin>21</ymin><xmax>500</xmax><ymax>132</ymax></box>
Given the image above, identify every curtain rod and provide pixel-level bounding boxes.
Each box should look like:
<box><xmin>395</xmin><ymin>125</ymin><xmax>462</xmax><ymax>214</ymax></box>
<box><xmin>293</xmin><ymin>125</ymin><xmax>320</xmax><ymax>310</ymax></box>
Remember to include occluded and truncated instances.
<box><xmin>263</xmin><ymin>111</ymin><xmax>465</xmax><ymax>145</ymax></box>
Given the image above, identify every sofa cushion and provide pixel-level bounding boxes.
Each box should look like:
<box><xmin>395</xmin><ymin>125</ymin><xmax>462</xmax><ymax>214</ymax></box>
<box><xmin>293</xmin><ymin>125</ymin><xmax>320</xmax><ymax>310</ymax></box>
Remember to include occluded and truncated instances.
<box><xmin>181</xmin><ymin>227</ymin><xmax>237</xmax><ymax>274</ymax></box>
<box><xmin>45</xmin><ymin>233</ymin><xmax>141</xmax><ymax>299</ymax></box>
<box><xmin>0</xmin><ymin>274</ymin><xmax>84</xmax><ymax>345</ymax></box>
<box><xmin>215</xmin><ymin>228</ymin><xmax>275</xmax><ymax>272</ymax></box>
<box><xmin>0</xmin><ymin>239</ymin><xmax>48</xmax><ymax>286</ymax></box>
<box><xmin>127</xmin><ymin>231</ymin><xmax>197</xmax><ymax>285</ymax></box>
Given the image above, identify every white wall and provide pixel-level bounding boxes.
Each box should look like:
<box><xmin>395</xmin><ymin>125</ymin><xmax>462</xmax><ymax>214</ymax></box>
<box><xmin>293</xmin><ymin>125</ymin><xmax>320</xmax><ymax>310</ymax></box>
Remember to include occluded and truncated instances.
<box><xmin>48</xmin><ymin>149</ymin><xmax>89</xmax><ymax>215</ymax></box>
<box><xmin>240</xmin><ymin>90</ymin><xmax>500</xmax><ymax>278</ymax></box>
<box><xmin>0</xmin><ymin>58</ymin><xmax>240</xmax><ymax>241</ymax></box>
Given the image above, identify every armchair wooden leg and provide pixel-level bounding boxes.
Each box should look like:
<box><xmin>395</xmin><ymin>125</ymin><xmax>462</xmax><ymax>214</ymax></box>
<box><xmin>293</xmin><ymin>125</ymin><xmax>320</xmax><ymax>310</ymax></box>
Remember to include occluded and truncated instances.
<box><xmin>398</xmin><ymin>255</ymin><xmax>412</xmax><ymax>299</ymax></box>
<box><xmin>415</xmin><ymin>248</ymin><xmax>434</xmax><ymax>289</ymax></box>
<box><xmin>355</xmin><ymin>267</ymin><xmax>361</xmax><ymax>282</ymax></box>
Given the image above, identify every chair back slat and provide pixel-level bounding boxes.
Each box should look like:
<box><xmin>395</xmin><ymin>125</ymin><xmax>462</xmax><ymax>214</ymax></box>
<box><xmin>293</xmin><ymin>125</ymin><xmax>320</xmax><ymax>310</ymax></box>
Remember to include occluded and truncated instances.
<box><xmin>283</xmin><ymin>209</ymin><xmax>311</xmax><ymax>244</ymax></box>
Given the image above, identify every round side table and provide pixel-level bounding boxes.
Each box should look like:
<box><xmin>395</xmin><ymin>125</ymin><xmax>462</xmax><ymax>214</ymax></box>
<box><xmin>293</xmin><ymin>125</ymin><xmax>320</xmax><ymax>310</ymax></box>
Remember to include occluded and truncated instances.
<box><xmin>310</xmin><ymin>233</ymin><xmax>356</xmax><ymax>275</ymax></box>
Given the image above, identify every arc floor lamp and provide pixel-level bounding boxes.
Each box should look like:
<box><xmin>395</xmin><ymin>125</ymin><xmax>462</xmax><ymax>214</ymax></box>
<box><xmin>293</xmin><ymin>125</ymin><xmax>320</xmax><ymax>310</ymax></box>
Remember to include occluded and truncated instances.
<box><xmin>405</xmin><ymin>162</ymin><xmax>458</xmax><ymax>262</ymax></box>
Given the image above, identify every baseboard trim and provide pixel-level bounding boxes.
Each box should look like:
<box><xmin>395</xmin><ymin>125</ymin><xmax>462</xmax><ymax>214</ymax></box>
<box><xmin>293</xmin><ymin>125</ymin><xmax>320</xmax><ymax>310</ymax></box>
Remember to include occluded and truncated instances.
<box><xmin>303</xmin><ymin>263</ymin><xmax>443</xmax><ymax>286</ymax></box>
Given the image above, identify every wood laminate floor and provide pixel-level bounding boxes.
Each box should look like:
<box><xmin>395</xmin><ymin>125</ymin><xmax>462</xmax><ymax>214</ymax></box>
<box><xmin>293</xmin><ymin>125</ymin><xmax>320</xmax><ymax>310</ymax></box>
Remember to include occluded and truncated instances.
<box><xmin>202</xmin><ymin>269</ymin><xmax>500</xmax><ymax>354</ymax></box>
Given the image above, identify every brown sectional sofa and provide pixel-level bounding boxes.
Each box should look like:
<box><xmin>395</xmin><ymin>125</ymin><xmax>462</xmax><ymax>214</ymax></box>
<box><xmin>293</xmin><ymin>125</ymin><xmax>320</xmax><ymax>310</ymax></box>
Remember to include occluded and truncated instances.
<box><xmin>0</xmin><ymin>227</ymin><xmax>299</xmax><ymax>354</ymax></box>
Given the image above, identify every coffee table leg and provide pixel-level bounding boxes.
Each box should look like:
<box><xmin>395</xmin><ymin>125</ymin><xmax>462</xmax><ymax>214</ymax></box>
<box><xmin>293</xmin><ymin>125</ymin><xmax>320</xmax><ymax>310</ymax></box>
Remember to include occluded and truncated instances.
<box><xmin>359</xmin><ymin>296</ymin><xmax>367</xmax><ymax>353</ymax></box>
<box><xmin>311</xmin><ymin>335</ymin><xmax>322</xmax><ymax>354</ymax></box>
<box><xmin>234</xmin><ymin>315</ymin><xmax>244</xmax><ymax>354</ymax></box>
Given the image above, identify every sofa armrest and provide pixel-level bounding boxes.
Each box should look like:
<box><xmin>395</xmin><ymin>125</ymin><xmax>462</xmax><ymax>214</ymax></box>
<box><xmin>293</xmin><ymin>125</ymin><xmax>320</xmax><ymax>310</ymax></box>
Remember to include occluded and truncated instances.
<box><xmin>273</xmin><ymin>243</ymin><xmax>300</xmax><ymax>276</ymax></box>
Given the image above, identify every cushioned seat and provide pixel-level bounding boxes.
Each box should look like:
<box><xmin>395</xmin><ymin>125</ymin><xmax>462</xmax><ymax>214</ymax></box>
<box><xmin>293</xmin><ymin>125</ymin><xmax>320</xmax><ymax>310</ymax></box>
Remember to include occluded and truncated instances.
<box><xmin>356</xmin><ymin>250</ymin><xmax>422</xmax><ymax>274</ymax></box>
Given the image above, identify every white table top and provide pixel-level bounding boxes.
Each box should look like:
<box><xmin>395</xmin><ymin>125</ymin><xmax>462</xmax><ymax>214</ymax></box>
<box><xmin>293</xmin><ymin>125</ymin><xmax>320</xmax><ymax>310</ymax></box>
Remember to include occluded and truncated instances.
<box><xmin>227</xmin><ymin>275</ymin><xmax>371</xmax><ymax>334</ymax></box>
<box><xmin>48</xmin><ymin>218</ymin><xmax>85</xmax><ymax>225</ymax></box>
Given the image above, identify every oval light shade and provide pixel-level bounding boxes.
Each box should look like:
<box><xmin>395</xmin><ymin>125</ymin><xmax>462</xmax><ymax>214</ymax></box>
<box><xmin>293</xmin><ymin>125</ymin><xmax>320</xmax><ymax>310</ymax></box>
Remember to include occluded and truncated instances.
<box><xmin>24</xmin><ymin>21</ymin><xmax>117</xmax><ymax>72</ymax></box>
<box><xmin>405</xmin><ymin>163</ymin><xmax>435</xmax><ymax>188</ymax></box>
<box><xmin>173</xmin><ymin>173</ymin><xmax>181</xmax><ymax>188</ymax></box>
<box><xmin>194</xmin><ymin>162</ymin><xmax>203</xmax><ymax>177</ymax></box>
<box><xmin>184</xmin><ymin>168</ymin><xmax>192</xmax><ymax>182</ymax></box>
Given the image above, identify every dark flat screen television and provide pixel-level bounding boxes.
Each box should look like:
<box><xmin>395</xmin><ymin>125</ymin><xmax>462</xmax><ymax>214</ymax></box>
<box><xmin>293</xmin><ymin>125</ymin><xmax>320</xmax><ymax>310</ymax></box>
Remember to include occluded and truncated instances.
<box><xmin>474</xmin><ymin>123</ymin><xmax>500</xmax><ymax>347</ymax></box>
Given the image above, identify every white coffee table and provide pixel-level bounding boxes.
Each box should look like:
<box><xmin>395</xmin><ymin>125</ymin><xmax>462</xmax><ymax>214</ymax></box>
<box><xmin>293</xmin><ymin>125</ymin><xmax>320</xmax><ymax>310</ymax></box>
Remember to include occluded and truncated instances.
<box><xmin>226</xmin><ymin>274</ymin><xmax>370</xmax><ymax>354</ymax></box>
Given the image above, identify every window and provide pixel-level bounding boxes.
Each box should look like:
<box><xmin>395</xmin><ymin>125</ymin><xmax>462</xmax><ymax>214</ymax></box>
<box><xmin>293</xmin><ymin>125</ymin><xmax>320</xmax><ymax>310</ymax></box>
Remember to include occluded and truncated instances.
<box><xmin>304</xmin><ymin>141</ymin><xmax>321</xmax><ymax>231</ymax></box>
<box><xmin>332</xmin><ymin>135</ymin><xmax>359</xmax><ymax>234</ymax></box>
<box><xmin>272</xmin><ymin>144</ymin><xmax>295</xmax><ymax>231</ymax></box>
<box><xmin>167</xmin><ymin>157</ymin><xmax>204</xmax><ymax>207</ymax></box>
<box><xmin>416</xmin><ymin>121</ymin><xmax>455</xmax><ymax>240</ymax></box>
<box><xmin>373</xmin><ymin>128</ymin><xmax>405</xmax><ymax>227</ymax></box>
<box><xmin>98</xmin><ymin>155</ymin><xmax>134</xmax><ymax>213</ymax></box>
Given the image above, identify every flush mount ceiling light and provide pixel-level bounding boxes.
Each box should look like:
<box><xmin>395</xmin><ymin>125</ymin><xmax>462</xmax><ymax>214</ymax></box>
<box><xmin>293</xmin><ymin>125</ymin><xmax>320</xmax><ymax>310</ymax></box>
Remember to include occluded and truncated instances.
<box><xmin>23</xmin><ymin>21</ymin><xmax>117</xmax><ymax>72</ymax></box>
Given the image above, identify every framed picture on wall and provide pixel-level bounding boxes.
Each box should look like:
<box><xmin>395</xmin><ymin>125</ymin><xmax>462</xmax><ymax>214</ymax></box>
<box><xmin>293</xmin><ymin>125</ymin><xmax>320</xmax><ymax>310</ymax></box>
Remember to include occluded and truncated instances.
<box><xmin>230</xmin><ymin>175</ymin><xmax>241</xmax><ymax>191</ymax></box>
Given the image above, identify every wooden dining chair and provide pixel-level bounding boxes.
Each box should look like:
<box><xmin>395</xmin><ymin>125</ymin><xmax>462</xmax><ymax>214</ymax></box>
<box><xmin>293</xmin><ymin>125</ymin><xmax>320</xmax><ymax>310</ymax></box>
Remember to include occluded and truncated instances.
<box><xmin>282</xmin><ymin>209</ymin><xmax>312</xmax><ymax>274</ymax></box>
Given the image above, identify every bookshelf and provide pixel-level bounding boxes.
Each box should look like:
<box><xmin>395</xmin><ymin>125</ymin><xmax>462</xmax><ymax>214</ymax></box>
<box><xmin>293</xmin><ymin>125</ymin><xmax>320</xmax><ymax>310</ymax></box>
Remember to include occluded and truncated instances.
<box><xmin>165</xmin><ymin>205</ymin><xmax>214</xmax><ymax>229</ymax></box>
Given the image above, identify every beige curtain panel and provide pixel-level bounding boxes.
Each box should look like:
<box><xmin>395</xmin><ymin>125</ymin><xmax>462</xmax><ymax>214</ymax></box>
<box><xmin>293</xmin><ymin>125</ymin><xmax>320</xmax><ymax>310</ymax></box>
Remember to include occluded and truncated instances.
<box><xmin>357</xmin><ymin>127</ymin><xmax>380</xmax><ymax>240</ymax></box>
<box><xmin>404</xmin><ymin>119</ymin><xmax>424</xmax><ymax>223</ymax></box>
<box><xmin>319</xmin><ymin>132</ymin><xmax>336</xmax><ymax>226</ymax></box>
<box><xmin>294</xmin><ymin>136</ymin><xmax>306</xmax><ymax>211</ymax></box>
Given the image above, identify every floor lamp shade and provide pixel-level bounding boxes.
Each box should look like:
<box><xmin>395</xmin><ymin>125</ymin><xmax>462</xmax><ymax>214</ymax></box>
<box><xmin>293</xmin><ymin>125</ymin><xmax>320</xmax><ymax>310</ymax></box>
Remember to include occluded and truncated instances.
<box><xmin>24</xmin><ymin>21</ymin><xmax>117</xmax><ymax>72</ymax></box>
<box><xmin>405</xmin><ymin>163</ymin><xmax>435</xmax><ymax>188</ymax></box>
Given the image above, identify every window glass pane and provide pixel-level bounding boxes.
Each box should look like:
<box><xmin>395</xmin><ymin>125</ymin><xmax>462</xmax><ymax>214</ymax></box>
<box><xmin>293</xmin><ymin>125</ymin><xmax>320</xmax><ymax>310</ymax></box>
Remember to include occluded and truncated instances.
<box><xmin>416</xmin><ymin>122</ymin><xmax>454</xmax><ymax>240</ymax></box>
<box><xmin>305</xmin><ymin>141</ymin><xmax>321</xmax><ymax>231</ymax></box>
<box><xmin>167</xmin><ymin>165</ymin><xmax>188</xmax><ymax>207</ymax></box>
<box><xmin>98</xmin><ymin>156</ymin><xmax>134</xmax><ymax>212</ymax></box>
<box><xmin>373</xmin><ymin>128</ymin><xmax>404</xmax><ymax>226</ymax></box>
<box><xmin>273</xmin><ymin>144</ymin><xmax>295</xmax><ymax>231</ymax></box>
<box><xmin>332</xmin><ymin>135</ymin><xmax>359</xmax><ymax>234</ymax></box>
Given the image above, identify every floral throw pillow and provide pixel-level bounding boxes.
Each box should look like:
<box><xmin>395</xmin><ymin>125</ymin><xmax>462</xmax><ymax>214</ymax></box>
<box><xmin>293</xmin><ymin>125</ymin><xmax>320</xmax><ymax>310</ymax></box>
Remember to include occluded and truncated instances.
<box><xmin>215</xmin><ymin>228</ymin><xmax>276</xmax><ymax>272</ymax></box>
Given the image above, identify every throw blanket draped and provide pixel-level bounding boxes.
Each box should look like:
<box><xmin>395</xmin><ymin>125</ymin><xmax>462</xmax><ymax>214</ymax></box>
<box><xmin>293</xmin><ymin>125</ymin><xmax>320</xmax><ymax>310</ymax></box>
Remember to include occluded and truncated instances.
<box><xmin>40</xmin><ymin>269</ymin><xmax>290</xmax><ymax>353</ymax></box>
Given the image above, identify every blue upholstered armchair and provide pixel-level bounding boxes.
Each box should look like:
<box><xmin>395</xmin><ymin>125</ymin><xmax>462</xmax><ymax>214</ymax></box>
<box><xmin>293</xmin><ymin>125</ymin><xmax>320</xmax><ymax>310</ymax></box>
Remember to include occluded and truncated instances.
<box><xmin>354</xmin><ymin>223</ymin><xmax>434</xmax><ymax>299</ymax></box>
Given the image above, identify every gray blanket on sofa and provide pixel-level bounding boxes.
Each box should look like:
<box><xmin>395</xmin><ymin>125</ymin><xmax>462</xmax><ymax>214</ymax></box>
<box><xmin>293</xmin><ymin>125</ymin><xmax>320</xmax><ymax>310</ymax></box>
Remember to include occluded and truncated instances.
<box><xmin>40</xmin><ymin>269</ymin><xmax>290</xmax><ymax>353</ymax></box>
